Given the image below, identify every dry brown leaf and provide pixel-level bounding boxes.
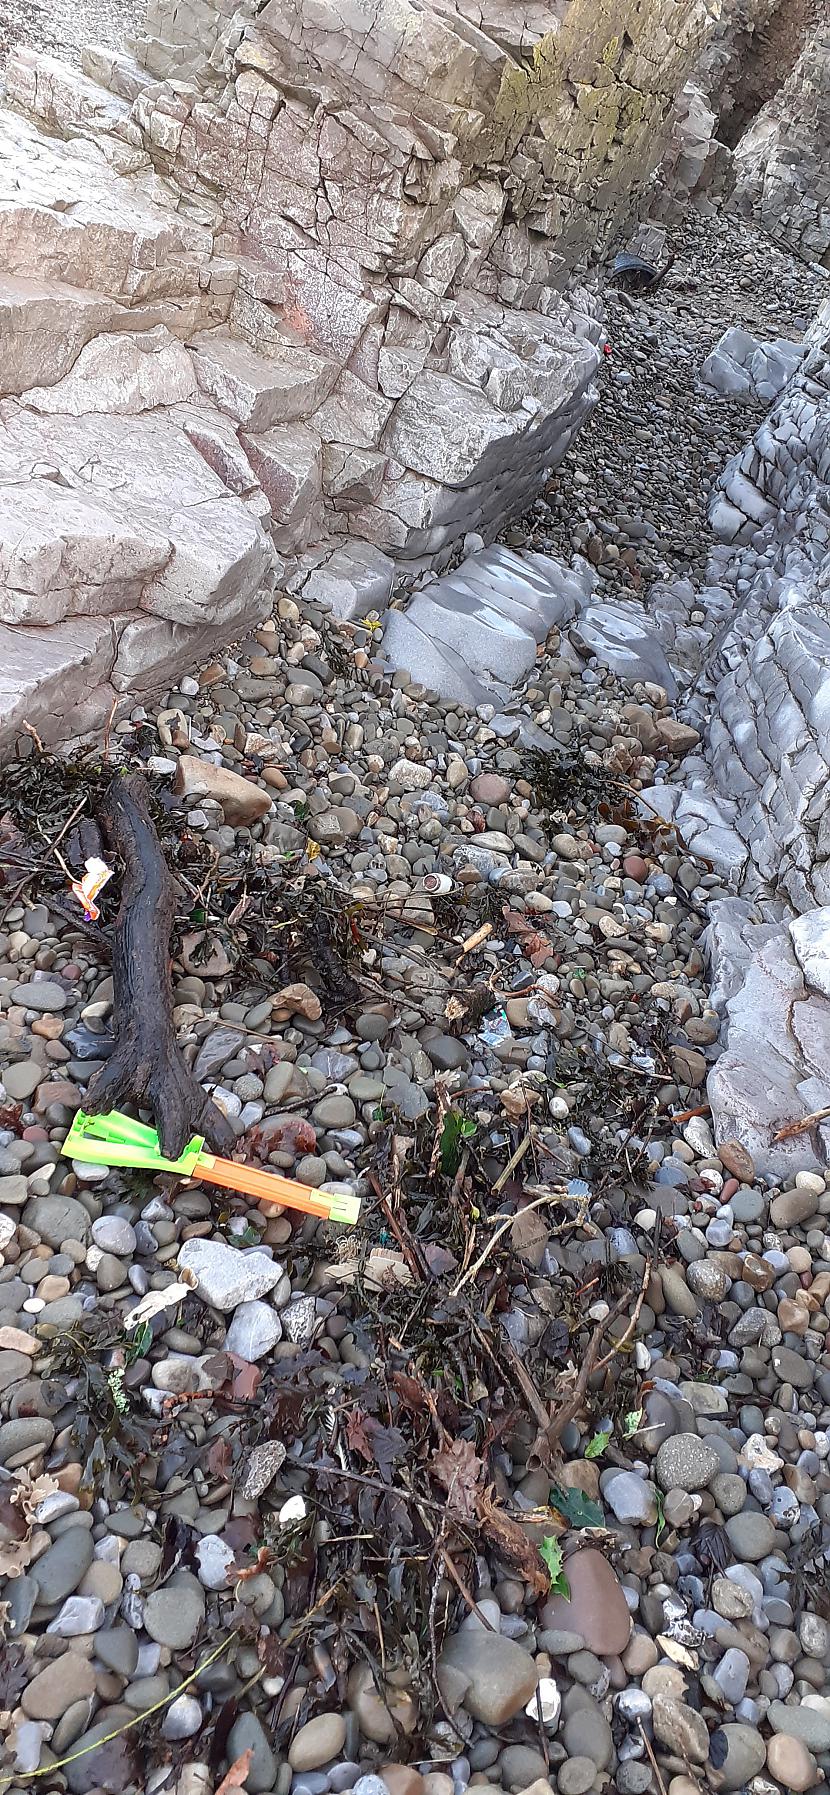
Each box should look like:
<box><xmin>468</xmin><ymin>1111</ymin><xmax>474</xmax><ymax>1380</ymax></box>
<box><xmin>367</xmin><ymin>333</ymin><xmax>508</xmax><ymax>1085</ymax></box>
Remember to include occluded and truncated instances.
<box><xmin>511</xmin><ymin>1208</ymin><xmax>549</xmax><ymax>1257</ymax></box>
<box><xmin>390</xmin><ymin>1371</ymin><xmax>429</xmax><ymax>1414</ymax></box>
<box><xmin>503</xmin><ymin>907</ymin><xmax>533</xmax><ymax>936</ymax></box>
<box><xmin>656</xmin><ymin>1634</ymin><xmax>698</xmax><ymax>1669</ymax></box>
<box><xmin>0</xmin><ymin>1540</ymin><xmax>32</xmax><ymax>1580</ymax></box>
<box><xmin>430</xmin><ymin>1439</ymin><xmax>483</xmax><ymax>1522</ymax></box>
<box><xmin>476</xmin><ymin>1490</ymin><xmax>548</xmax><ymax>1597</ymax></box>
<box><xmin>12</xmin><ymin>1471</ymin><xmax>59</xmax><ymax>1527</ymax></box>
<box><xmin>214</xmin><ymin>1749</ymin><xmax>253</xmax><ymax>1795</ymax></box>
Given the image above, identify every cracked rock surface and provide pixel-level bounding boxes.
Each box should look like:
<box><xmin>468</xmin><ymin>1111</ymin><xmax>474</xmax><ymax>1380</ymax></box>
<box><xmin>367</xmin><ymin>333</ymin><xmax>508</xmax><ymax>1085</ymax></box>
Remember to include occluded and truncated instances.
<box><xmin>0</xmin><ymin>0</ymin><xmax>716</xmax><ymax>738</ymax></box>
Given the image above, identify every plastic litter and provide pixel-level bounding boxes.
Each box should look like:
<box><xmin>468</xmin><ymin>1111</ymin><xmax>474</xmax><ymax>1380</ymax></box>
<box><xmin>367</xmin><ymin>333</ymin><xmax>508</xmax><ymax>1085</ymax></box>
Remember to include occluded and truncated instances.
<box><xmin>610</xmin><ymin>251</ymin><xmax>663</xmax><ymax>289</ymax></box>
<box><xmin>480</xmin><ymin>1008</ymin><xmax>512</xmax><ymax>1046</ymax></box>
<box><xmin>70</xmin><ymin>856</ymin><xmax>114</xmax><ymax>921</ymax></box>
<box><xmin>123</xmin><ymin>1282</ymin><xmax>195</xmax><ymax>1331</ymax></box>
<box><xmin>63</xmin><ymin>1108</ymin><xmax>361</xmax><ymax>1224</ymax></box>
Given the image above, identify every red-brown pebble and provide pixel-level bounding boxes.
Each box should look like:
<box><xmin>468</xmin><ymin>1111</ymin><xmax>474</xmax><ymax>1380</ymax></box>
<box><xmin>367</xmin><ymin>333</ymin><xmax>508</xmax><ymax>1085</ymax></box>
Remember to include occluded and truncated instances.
<box><xmin>718</xmin><ymin>1139</ymin><xmax>755</xmax><ymax>1182</ymax></box>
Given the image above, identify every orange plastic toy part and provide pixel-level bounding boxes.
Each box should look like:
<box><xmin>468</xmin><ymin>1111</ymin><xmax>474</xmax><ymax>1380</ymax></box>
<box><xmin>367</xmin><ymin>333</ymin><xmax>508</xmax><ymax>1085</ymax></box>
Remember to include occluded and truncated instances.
<box><xmin>196</xmin><ymin>1156</ymin><xmax>336</xmax><ymax>1218</ymax></box>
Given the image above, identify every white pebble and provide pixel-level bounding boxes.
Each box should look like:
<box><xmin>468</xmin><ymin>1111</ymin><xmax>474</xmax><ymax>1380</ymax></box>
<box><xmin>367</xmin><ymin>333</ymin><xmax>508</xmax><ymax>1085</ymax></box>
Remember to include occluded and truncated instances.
<box><xmin>527</xmin><ymin>1676</ymin><xmax>561</xmax><ymax>1729</ymax></box>
<box><xmin>46</xmin><ymin>1595</ymin><xmax>105</xmax><ymax>1636</ymax></box>
<box><xmin>211</xmin><ymin>1086</ymin><xmax>242</xmax><ymax>1121</ymax></box>
<box><xmin>795</xmin><ymin>1170</ymin><xmax>825</xmax><ymax>1194</ymax></box>
<box><xmin>12</xmin><ymin>1721</ymin><xmax>47</xmax><ymax>1774</ymax></box>
<box><xmin>194</xmin><ymin>1536</ymin><xmax>235</xmax><ymax>1593</ymax></box>
<box><xmin>70</xmin><ymin>1160</ymin><xmax>110</xmax><ymax>1184</ymax></box>
<box><xmin>162</xmin><ymin>1696</ymin><xmax>202</xmax><ymax>1740</ymax></box>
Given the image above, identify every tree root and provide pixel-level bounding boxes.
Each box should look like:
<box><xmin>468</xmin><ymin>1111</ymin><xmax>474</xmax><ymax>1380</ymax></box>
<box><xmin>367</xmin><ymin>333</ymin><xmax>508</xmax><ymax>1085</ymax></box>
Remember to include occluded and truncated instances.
<box><xmin>84</xmin><ymin>773</ymin><xmax>234</xmax><ymax>1159</ymax></box>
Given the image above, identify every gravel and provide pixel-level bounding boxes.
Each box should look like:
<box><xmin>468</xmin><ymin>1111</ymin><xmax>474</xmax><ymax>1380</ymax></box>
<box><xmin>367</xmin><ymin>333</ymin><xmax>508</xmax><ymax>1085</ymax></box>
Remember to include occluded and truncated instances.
<box><xmin>0</xmin><ymin>0</ymin><xmax>141</xmax><ymax>64</ymax></box>
<box><xmin>1</xmin><ymin>192</ymin><xmax>830</xmax><ymax>1795</ymax></box>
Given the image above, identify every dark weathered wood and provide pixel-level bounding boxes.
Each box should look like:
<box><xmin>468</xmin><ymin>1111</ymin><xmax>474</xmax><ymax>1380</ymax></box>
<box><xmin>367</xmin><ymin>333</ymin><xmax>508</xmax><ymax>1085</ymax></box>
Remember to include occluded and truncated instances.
<box><xmin>85</xmin><ymin>773</ymin><xmax>234</xmax><ymax>1159</ymax></box>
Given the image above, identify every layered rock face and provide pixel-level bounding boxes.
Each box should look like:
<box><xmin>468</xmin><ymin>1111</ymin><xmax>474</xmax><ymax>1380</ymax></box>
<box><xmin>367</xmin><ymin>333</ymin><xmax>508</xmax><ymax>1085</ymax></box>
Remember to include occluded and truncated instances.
<box><xmin>99</xmin><ymin>0</ymin><xmax>720</xmax><ymax>564</ymax></box>
<box><xmin>0</xmin><ymin>0</ymin><xmax>716</xmax><ymax>750</ymax></box>
<box><xmin>648</xmin><ymin>1</ymin><xmax>826</xmax><ymax>242</ymax></box>
<box><xmin>729</xmin><ymin>23</ymin><xmax>830</xmax><ymax>260</ymax></box>
<box><xmin>0</xmin><ymin>100</ymin><xmax>278</xmax><ymax>749</ymax></box>
<box><xmin>626</xmin><ymin>311</ymin><xmax>830</xmax><ymax>1173</ymax></box>
<box><xmin>672</xmin><ymin>322</ymin><xmax>830</xmax><ymax>914</ymax></box>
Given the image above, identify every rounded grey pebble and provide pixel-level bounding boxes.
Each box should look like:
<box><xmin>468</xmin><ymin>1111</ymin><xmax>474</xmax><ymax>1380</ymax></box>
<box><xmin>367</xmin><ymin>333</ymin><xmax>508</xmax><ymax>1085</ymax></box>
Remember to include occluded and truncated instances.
<box><xmin>655</xmin><ymin>1431</ymin><xmax>720</xmax><ymax>1493</ymax></box>
<box><xmin>725</xmin><ymin>1512</ymin><xmax>778</xmax><ymax>1562</ymax></box>
<box><xmin>556</xmin><ymin>1761</ymin><xmax>596</xmax><ymax>1795</ymax></box>
<box><xmin>328</xmin><ymin>1765</ymin><xmax>361</xmax><ymax>1792</ymax></box>
<box><xmin>29</xmin><ymin>1527</ymin><xmax>94</xmax><ymax>1604</ymax></box>
<box><xmin>226</xmin><ymin>1713</ymin><xmax>278</xmax><ymax>1793</ymax></box>
<box><xmin>616</xmin><ymin>1767</ymin><xmax>653</xmax><ymax>1795</ymax></box>
<box><xmin>91</xmin><ymin>1215</ymin><xmax>137</xmax><ymax>1256</ymax></box>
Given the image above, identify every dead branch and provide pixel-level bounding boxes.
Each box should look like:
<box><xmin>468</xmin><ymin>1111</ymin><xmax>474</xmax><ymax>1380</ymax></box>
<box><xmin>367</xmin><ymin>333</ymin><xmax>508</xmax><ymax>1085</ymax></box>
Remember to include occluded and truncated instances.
<box><xmin>773</xmin><ymin>1105</ymin><xmax>830</xmax><ymax>1141</ymax></box>
<box><xmin>530</xmin><ymin>1285</ymin><xmax>634</xmax><ymax>1467</ymax></box>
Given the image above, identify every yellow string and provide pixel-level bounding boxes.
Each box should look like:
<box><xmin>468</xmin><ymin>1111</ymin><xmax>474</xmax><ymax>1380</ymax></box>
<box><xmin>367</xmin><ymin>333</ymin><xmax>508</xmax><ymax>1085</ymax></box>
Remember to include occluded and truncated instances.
<box><xmin>0</xmin><ymin>1630</ymin><xmax>238</xmax><ymax>1787</ymax></box>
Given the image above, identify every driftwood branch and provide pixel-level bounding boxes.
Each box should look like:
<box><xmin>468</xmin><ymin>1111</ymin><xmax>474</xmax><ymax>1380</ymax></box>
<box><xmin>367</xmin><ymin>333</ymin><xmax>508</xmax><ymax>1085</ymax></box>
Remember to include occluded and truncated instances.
<box><xmin>531</xmin><ymin>1261</ymin><xmax>653</xmax><ymax>1466</ymax></box>
<box><xmin>84</xmin><ymin>773</ymin><xmax>234</xmax><ymax>1159</ymax></box>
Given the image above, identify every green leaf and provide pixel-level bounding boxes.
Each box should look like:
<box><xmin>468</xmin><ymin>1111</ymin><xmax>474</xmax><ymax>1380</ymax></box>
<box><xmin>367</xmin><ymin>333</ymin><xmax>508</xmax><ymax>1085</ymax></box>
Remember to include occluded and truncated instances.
<box><xmin>439</xmin><ymin>1110</ymin><xmax>475</xmax><ymax>1175</ymax></box>
<box><xmin>550</xmin><ymin>1483</ymin><xmax>605</xmax><ymax>1531</ymax></box>
<box><xmin>234</xmin><ymin>1222</ymin><xmax>261</xmax><ymax>1246</ymax></box>
<box><xmin>622</xmin><ymin>1407</ymin><xmax>643</xmax><ymax>1437</ymax></box>
<box><xmin>654</xmin><ymin>1487</ymin><xmax>666</xmax><ymax>1547</ymax></box>
<box><xmin>125</xmin><ymin>1319</ymin><xmax>152</xmax><ymax>1365</ymax></box>
<box><xmin>540</xmin><ymin>1534</ymin><xmax>571</xmax><ymax>1599</ymax></box>
<box><xmin>584</xmin><ymin>1427</ymin><xmax>612</xmax><ymax>1460</ymax></box>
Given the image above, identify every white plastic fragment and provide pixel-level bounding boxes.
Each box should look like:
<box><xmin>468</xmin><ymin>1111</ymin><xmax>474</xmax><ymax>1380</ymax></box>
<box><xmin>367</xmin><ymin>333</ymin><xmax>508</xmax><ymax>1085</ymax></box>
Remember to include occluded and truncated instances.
<box><xmin>123</xmin><ymin>1282</ymin><xmax>195</xmax><ymax>1331</ymax></box>
<box><xmin>278</xmin><ymin>1495</ymin><xmax>307</xmax><ymax>1526</ymax></box>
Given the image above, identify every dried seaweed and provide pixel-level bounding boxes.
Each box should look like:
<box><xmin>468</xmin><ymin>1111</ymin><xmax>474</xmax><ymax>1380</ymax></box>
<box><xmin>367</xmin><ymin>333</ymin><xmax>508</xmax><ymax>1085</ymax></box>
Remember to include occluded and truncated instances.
<box><xmin>521</xmin><ymin>737</ymin><xmax>625</xmax><ymax>826</ymax></box>
<box><xmin>0</xmin><ymin>743</ymin><xmax>365</xmax><ymax>1017</ymax></box>
<box><xmin>40</xmin><ymin>1316</ymin><xmax>159</xmax><ymax>1501</ymax></box>
<box><xmin>0</xmin><ymin>1643</ymin><xmax>29</xmax><ymax>1707</ymax></box>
